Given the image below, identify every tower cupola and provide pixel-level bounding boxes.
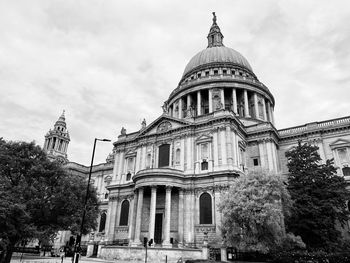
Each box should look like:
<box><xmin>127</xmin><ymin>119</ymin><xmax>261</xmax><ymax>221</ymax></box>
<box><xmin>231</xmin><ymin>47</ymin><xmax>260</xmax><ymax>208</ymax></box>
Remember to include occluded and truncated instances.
<box><xmin>44</xmin><ymin>110</ymin><xmax>70</xmax><ymax>163</ymax></box>
<box><xmin>207</xmin><ymin>12</ymin><xmax>224</xmax><ymax>48</ymax></box>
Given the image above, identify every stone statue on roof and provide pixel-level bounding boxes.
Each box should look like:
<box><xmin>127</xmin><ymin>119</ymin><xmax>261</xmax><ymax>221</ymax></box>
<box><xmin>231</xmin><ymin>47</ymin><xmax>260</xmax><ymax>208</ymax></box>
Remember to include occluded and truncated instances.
<box><xmin>141</xmin><ymin>118</ymin><xmax>146</xmax><ymax>129</ymax></box>
<box><xmin>212</xmin><ymin>12</ymin><xmax>216</xmax><ymax>24</ymax></box>
<box><xmin>120</xmin><ymin>127</ymin><xmax>126</xmax><ymax>135</ymax></box>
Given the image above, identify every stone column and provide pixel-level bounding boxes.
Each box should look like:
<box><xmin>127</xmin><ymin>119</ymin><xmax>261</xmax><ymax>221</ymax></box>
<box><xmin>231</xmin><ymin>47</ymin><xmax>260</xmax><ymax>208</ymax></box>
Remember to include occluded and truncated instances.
<box><xmin>232</xmin><ymin>88</ymin><xmax>237</xmax><ymax>114</ymax></box>
<box><xmin>243</xmin><ymin>90</ymin><xmax>250</xmax><ymax>117</ymax></box>
<box><xmin>254</xmin><ymin>93</ymin><xmax>259</xmax><ymax>119</ymax></box>
<box><xmin>178</xmin><ymin>189</ymin><xmax>184</xmax><ymax>246</ymax></box>
<box><xmin>197</xmin><ymin>91</ymin><xmax>201</xmax><ymax>116</ymax></box>
<box><xmin>231</xmin><ymin>131</ymin><xmax>237</xmax><ymax>167</ymax></box>
<box><xmin>149</xmin><ymin>186</ymin><xmax>157</xmax><ymax>244</ymax></box>
<box><xmin>133</xmin><ymin>188</ymin><xmax>144</xmax><ymax>245</ymax></box>
<box><xmin>128</xmin><ymin>196</ymin><xmax>136</xmax><ymax>241</ymax></box>
<box><xmin>213</xmin><ymin>130</ymin><xmax>219</xmax><ymax>168</ymax></box>
<box><xmin>262</xmin><ymin>98</ymin><xmax>267</xmax><ymax>121</ymax></box>
<box><xmin>220</xmin><ymin>128</ymin><xmax>227</xmax><ymax>166</ymax></box>
<box><xmin>187</xmin><ymin>94</ymin><xmax>192</xmax><ymax>110</ymax></box>
<box><xmin>258</xmin><ymin>140</ymin><xmax>266</xmax><ymax>169</ymax></box>
<box><xmin>163</xmin><ymin>186</ymin><xmax>172</xmax><ymax>247</ymax></box>
<box><xmin>226</xmin><ymin>127</ymin><xmax>233</xmax><ymax>166</ymax></box>
<box><xmin>271</xmin><ymin>106</ymin><xmax>275</xmax><ymax>125</ymax></box>
<box><xmin>266</xmin><ymin>141</ymin><xmax>275</xmax><ymax>171</ymax></box>
<box><xmin>220</xmin><ymin>89</ymin><xmax>225</xmax><ymax>110</ymax></box>
<box><xmin>208</xmin><ymin>89</ymin><xmax>213</xmax><ymax>113</ymax></box>
<box><xmin>178</xmin><ymin>98</ymin><xmax>183</xmax><ymax>119</ymax></box>
<box><xmin>267</xmin><ymin>101</ymin><xmax>272</xmax><ymax>122</ymax></box>
<box><xmin>104</xmin><ymin>199</ymin><xmax>115</xmax><ymax>242</ymax></box>
<box><xmin>106</xmin><ymin>198</ymin><xmax>118</xmax><ymax>242</ymax></box>
<box><xmin>183</xmin><ymin>190</ymin><xmax>191</xmax><ymax>243</ymax></box>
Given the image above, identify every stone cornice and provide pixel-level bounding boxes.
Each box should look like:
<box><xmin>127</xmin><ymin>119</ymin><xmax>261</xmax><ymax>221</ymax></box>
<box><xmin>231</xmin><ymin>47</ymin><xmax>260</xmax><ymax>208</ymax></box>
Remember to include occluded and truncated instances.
<box><xmin>168</xmin><ymin>78</ymin><xmax>274</xmax><ymax>106</ymax></box>
<box><xmin>113</xmin><ymin>111</ymin><xmax>247</xmax><ymax>147</ymax></box>
<box><xmin>278</xmin><ymin>116</ymin><xmax>350</xmax><ymax>142</ymax></box>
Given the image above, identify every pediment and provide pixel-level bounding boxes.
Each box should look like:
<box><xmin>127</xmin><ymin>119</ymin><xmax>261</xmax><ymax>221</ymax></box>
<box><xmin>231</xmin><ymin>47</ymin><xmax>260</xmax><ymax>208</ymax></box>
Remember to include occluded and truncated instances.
<box><xmin>125</xmin><ymin>149</ymin><xmax>137</xmax><ymax>157</ymax></box>
<box><xmin>196</xmin><ymin>134</ymin><xmax>212</xmax><ymax>143</ymax></box>
<box><xmin>137</xmin><ymin>115</ymin><xmax>191</xmax><ymax>137</ymax></box>
<box><xmin>329</xmin><ymin>138</ymin><xmax>350</xmax><ymax>149</ymax></box>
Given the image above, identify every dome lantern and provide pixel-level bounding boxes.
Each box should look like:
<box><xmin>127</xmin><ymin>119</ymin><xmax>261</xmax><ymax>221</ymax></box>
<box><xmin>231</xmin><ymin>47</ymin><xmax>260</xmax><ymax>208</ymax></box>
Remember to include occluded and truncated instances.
<box><xmin>207</xmin><ymin>12</ymin><xmax>224</xmax><ymax>48</ymax></box>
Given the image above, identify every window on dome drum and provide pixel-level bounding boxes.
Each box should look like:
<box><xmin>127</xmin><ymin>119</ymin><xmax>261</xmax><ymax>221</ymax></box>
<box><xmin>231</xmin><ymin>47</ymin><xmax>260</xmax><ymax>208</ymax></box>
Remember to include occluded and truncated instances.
<box><xmin>119</xmin><ymin>200</ymin><xmax>130</xmax><ymax>226</ymax></box>
<box><xmin>104</xmin><ymin>193</ymin><xmax>109</xmax><ymax>199</ymax></box>
<box><xmin>343</xmin><ymin>167</ymin><xmax>350</xmax><ymax>176</ymax></box>
<box><xmin>253</xmin><ymin>158</ymin><xmax>259</xmax><ymax>166</ymax></box>
<box><xmin>99</xmin><ymin>212</ymin><xmax>106</xmax><ymax>232</ymax></box>
<box><xmin>205</xmin><ymin>71</ymin><xmax>209</xmax><ymax>77</ymax></box>
<box><xmin>214</xmin><ymin>70</ymin><xmax>218</xmax><ymax>75</ymax></box>
<box><xmin>200</xmin><ymin>193</ymin><xmax>212</xmax><ymax>224</ymax></box>
<box><xmin>223</xmin><ymin>69</ymin><xmax>227</xmax><ymax>75</ymax></box>
<box><xmin>158</xmin><ymin>144</ymin><xmax>170</xmax><ymax>167</ymax></box>
<box><xmin>197</xmin><ymin>73</ymin><xmax>201</xmax><ymax>78</ymax></box>
<box><xmin>126</xmin><ymin>172</ymin><xmax>131</xmax><ymax>181</ymax></box>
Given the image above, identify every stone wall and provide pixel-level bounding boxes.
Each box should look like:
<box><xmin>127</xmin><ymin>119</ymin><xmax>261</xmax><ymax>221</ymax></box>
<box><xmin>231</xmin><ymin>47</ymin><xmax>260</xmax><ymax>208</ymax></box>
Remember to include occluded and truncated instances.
<box><xmin>100</xmin><ymin>246</ymin><xmax>203</xmax><ymax>263</ymax></box>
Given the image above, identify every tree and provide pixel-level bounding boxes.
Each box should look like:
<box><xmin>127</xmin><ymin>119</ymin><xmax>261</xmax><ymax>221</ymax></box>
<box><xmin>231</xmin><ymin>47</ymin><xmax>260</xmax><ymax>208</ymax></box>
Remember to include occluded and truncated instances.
<box><xmin>285</xmin><ymin>140</ymin><xmax>350</xmax><ymax>251</ymax></box>
<box><xmin>0</xmin><ymin>139</ymin><xmax>99</xmax><ymax>263</ymax></box>
<box><xmin>219</xmin><ymin>169</ymin><xmax>303</xmax><ymax>253</ymax></box>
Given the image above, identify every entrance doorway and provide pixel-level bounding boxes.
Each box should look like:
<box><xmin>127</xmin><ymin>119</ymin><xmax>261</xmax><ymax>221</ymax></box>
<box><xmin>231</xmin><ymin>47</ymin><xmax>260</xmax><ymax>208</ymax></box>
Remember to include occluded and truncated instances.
<box><xmin>92</xmin><ymin>244</ymin><xmax>98</xmax><ymax>257</ymax></box>
<box><xmin>154</xmin><ymin>213</ymin><xmax>163</xmax><ymax>244</ymax></box>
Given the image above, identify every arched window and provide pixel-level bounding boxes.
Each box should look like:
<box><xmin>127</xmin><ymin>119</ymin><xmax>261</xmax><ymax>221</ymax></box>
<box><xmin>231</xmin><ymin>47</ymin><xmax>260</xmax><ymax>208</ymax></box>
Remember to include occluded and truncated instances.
<box><xmin>158</xmin><ymin>144</ymin><xmax>170</xmax><ymax>167</ymax></box>
<box><xmin>200</xmin><ymin>193</ymin><xmax>212</xmax><ymax>224</ymax></box>
<box><xmin>343</xmin><ymin>167</ymin><xmax>350</xmax><ymax>176</ymax></box>
<box><xmin>175</xmin><ymin>149</ymin><xmax>181</xmax><ymax>165</ymax></box>
<box><xmin>99</xmin><ymin>212</ymin><xmax>106</xmax><ymax>232</ymax></box>
<box><xmin>126</xmin><ymin>172</ymin><xmax>131</xmax><ymax>181</ymax></box>
<box><xmin>119</xmin><ymin>200</ymin><xmax>130</xmax><ymax>226</ymax></box>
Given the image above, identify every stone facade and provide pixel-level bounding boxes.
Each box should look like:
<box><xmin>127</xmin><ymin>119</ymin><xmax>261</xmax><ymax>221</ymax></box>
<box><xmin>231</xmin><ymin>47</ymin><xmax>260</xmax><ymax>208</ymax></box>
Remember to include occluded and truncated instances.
<box><xmin>45</xmin><ymin>14</ymin><xmax>350</xmax><ymax>261</ymax></box>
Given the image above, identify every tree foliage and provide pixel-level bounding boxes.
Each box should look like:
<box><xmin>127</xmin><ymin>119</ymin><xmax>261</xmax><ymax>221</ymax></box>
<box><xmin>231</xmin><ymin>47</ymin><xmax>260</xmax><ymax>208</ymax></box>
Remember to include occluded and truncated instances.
<box><xmin>286</xmin><ymin>141</ymin><xmax>350</xmax><ymax>251</ymax></box>
<box><xmin>219</xmin><ymin>169</ymin><xmax>303</xmax><ymax>253</ymax></box>
<box><xmin>0</xmin><ymin>138</ymin><xmax>99</xmax><ymax>263</ymax></box>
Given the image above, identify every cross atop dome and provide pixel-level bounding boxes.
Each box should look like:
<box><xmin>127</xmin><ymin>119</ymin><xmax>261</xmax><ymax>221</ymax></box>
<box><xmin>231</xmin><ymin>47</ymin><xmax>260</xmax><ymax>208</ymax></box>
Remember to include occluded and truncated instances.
<box><xmin>207</xmin><ymin>12</ymin><xmax>224</xmax><ymax>48</ymax></box>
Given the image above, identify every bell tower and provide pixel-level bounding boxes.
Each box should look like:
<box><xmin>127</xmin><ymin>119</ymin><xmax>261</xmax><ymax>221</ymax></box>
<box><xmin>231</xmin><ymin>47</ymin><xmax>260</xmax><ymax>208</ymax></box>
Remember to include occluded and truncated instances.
<box><xmin>44</xmin><ymin>110</ymin><xmax>70</xmax><ymax>163</ymax></box>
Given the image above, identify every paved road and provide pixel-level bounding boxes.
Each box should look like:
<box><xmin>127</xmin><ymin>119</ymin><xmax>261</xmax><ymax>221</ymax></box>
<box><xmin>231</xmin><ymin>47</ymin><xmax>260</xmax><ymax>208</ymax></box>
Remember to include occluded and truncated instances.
<box><xmin>10</xmin><ymin>254</ymin><xmax>265</xmax><ymax>263</ymax></box>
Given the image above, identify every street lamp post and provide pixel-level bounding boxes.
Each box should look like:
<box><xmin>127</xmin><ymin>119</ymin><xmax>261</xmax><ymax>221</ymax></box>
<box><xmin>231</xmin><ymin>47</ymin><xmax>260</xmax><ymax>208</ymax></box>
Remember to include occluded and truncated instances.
<box><xmin>73</xmin><ymin>138</ymin><xmax>111</xmax><ymax>263</ymax></box>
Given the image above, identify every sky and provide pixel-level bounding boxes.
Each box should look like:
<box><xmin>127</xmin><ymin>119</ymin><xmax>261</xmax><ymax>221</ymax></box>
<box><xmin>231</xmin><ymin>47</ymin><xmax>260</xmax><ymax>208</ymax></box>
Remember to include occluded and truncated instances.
<box><xmin>0</xmin><ymin>0</ymin><xmax>349</xmax><ymax>165</ymax></box>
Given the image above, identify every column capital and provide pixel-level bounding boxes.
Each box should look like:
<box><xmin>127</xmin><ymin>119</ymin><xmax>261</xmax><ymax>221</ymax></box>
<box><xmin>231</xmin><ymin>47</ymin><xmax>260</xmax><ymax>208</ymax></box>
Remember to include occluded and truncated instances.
<box><xmin>150</xmin><ymin>185</ymin><xmax>158</xmax><ymax>191</ymax></box>
<box><xmin>165</xmin><ymin>185</ymin><xmax>173</xmax><ymax>191</ymax></box>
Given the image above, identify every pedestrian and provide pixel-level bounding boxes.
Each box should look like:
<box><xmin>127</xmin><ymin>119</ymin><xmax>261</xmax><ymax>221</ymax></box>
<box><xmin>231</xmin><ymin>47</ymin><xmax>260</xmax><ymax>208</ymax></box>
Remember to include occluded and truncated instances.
<box><xmin>60</xmin><ymin>247</ymin><xmax>65</xmax><ymax>263</ymax></box>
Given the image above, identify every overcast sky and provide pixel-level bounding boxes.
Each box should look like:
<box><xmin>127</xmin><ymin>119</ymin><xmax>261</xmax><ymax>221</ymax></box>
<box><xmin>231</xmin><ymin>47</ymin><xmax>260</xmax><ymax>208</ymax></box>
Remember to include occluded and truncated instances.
<box><xmin>0</xmin><ymin>0</ymin><xmax>349</xmax><ymax>165</ymax></box>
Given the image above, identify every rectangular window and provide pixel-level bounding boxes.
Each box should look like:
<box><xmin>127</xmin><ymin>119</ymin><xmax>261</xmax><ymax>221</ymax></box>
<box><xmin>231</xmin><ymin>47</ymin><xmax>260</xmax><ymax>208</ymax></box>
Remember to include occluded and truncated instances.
<box><xmin>201</xmin><ymin>143</ymin><xmax>209</xmax><ymax>159</ymax></box>
<box><xmin>214</xmin><ymin>70</ymin><xmax>218</xmax><ymax>75</ymax></box>
<box><xmin>158</xmin><ymin>144</ymin><xmax>170</xmax><ymax>167</ymax></box>
<box><xmin>253</xmin><ymin>158</ymin><xmax>259</xmax><ymax>166</ymax></box>
<box><xmin>338</xmin><ymin>148</ymin><xmax>348</xmax><ymax>163</ymax></box>
<box><xmin>127</xmin><ymin>157</ymin><xmax>134</xmax><ymax>172</ymax></box>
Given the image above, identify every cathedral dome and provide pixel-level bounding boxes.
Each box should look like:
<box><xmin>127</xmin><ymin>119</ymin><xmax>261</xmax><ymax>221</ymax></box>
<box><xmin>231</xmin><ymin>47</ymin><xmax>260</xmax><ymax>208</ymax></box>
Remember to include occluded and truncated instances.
<box><xmin>182</xmin><ymin>46</ymin><xmax>253</xmax><ymax>78</ymax></box>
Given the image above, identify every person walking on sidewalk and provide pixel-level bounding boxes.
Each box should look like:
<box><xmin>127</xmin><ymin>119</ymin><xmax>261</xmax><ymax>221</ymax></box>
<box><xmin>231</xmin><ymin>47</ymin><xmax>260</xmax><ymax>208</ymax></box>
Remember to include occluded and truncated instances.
<box><xmin>59</xmin><ymin>247</ymin><xmax>65</xmax><ymax>263</ymax></box>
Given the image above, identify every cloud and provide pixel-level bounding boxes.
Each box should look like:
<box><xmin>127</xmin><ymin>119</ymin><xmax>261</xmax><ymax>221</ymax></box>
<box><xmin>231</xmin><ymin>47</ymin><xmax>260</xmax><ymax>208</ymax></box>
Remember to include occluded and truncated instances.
<box><xmin>0</xmin><ymin>0</ymin><xmax>349</xmax><ymax>164</ymax></box>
